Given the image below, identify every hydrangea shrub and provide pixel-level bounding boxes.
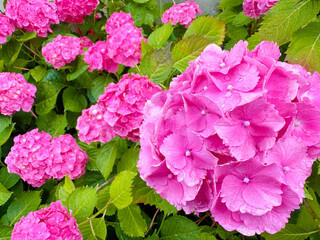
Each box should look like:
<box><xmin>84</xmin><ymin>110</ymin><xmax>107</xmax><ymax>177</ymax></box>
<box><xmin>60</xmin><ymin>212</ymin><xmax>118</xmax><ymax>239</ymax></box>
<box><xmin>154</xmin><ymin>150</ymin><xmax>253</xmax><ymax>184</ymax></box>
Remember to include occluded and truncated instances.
<box><xmin>0</xmin><ymin>0</ymin><xmax>320</xmax><ymax>240</ymax></box>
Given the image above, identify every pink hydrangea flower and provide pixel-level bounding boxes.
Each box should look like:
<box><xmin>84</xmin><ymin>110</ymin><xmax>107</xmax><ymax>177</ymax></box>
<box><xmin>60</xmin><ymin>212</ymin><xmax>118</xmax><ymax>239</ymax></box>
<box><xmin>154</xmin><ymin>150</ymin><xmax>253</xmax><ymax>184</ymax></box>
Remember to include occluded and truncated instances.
<box><xmin>83</xmin><ymin>41</ymin><xmax>118</xmax><ymax>72</ymax></box>
<box><xmin>0</xmin><ymin>13</ymin><xmax>15</xmax><ymax>44</ymax></box>
<box><xmin>11</xmin><ymin>200</ymin><xmax>82</xmax><ymax>240</ymax></box>
<box><xmin>161</xmin><ymin>1</ymin><xmax>202</xmax><ymax>27</ymax></box>
<box><xmin>50</xmin><ymin>134</ymin><xmax>89</xmax><ymax>180</ymax></box>
<box><xmin>0</xmin><ymin>72</ymin><xmax>36</xmax><ymax>116</ymax></box>
<box><xmin>5</xmin><ymin>0</ymin><xmax>59</xmax><ymax>37</ymax></box>
<box><xmin>55</xmin><ymin>0</ymin><xmax>99</xmax><ymax>24</ymax></box>
<box><xmin>42</xmin><ymin>35</ymin><xmax>81</xmax><ymax>69</ymax></box>
<box><xmin>105</xmin><ymin>11</ymin><xmax>134</xmax><ymax>35</ymax></box>
<box><xmin>4</xmin><ymin>129</ymin><xmax>53</xmax><ymax>187</ymax></box>
<box><xmin>243</xmin><ymin>0</ymin><xmax>279</xmax><ymax>18</ymax></box>
<box><xmin>79</xmin><ymin>36</ymin><xmax>93</xmax><ymax>55</ymax></box>
<box><xmin>106</xmin><ymin>24</ymin><xmax>147</xmax><ymax>67</ymax></box>
<box><xmin>5</xmin><ymin>129</ymin><xmax>88</xmax><ymax>187</ymax></box>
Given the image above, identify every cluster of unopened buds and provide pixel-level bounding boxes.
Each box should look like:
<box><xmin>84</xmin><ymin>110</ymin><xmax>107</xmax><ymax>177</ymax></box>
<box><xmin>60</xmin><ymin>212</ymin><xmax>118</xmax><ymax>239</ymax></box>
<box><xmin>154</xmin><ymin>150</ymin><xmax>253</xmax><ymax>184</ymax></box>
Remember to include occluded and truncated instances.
<box><xmin>138</xmin><ymin>40</ymin><xmax>320</xmax><ymax>235</ymax></box>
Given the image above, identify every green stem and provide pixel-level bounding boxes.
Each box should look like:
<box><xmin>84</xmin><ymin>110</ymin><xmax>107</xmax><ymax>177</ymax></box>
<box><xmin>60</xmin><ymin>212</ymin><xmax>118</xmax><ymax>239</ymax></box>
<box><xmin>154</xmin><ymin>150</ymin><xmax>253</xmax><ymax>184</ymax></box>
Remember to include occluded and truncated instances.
<box><xmin>78</xmin><ymin>200</ymin><xmax>111</xmax><ymax>226</ymax></box>
<box><xmin>157</xmin><ymin>213</ymin><xmax>166</xmax><ymax>235</ymax></box>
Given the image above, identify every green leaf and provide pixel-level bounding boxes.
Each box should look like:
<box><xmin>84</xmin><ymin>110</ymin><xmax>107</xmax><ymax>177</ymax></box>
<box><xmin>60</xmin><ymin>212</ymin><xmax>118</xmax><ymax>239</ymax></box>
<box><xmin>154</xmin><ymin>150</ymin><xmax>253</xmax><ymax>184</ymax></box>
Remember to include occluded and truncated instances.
<box><xmin>0</xmin><ymin>38</ymin><xmax>21</xmax><ymax>65</ymax></box>
<box><xmin>96</xmin><ymin>141</ymin><xmax>117</xmax><ymax>181</ymax></box>
<box><xmin>139</xmin><ymin>44</ymin><xmax>172</xmax><ymax>83</ymax></box>
<box><xmin>96</xmin><ymin>186</ymin><xmax>117</xmax><ymax>216</ymax></box>
<box><xmin>134</xmin><ymin>0</ymin><xmax>150</xmax><ymax>3</ymax></box>
<box><xmin>145</xmin><ymin>190</ymin><xmax>177</xmax><ymax>215</ymax></box>
<box><xmin>148</xmin><ymin>23</ymin><xmax>173</xmax><ymax>48</ymax></box>
<box><xmin>56</xmin><ymin>176</ymin><xmax>75</xmax><ymax>206</ymax></box>
<box><xmin>17</xmin><ymin>31</ymin><xmax>37</xmax><ymax>42</ymax></box>
<box><xmin>36</xmin><ymin>111</ymin><xmax>67</xmax><ymax>137</ymax></box>
<box><xmin>255</xmin><ymin>0</ymin><xmax>320</xmax><ymax>45</ymax></box>
<box><xmin>304</xmin><ymin>188</ymin><xmax>320</xmax><ymax>220</ymax></box>
<box><xmin>218</xmin><ymin>0</ymin><xmax>243</xmax><ymax>9</ymax></box>
<box><xmin>110</xmin><ymin>170</ymin><xmax>136</xmax><ymax>209</ymax></box>
<box><xmin>262</xmin><ymin>224</ymin><xmax>320</xmax><ymax>240</ymax></box>
<box><xmin>172</xmin><ymin>35</ymin><xmax>213</xmax><ymax>72</ymax></box>
<box><xmin>184</xmin><ymin>16</ymin><xmax>225</xmax><ymax>45</ymax></box>
<box><xmin>62</xmin><ymin>87</ymin><xmax>88</xmax><ymax>112</ymax></box>
<box><xmin>0</xmin><ymin>225</ymin><xmax>13</xmax><ymax>240</ymax></box>
<box><xmin>91</xmin><ymin>75</ymin><xmax>113</xmax><ymax>101</ymax></box>
<box><xmin>30</xmin><ymin>65</ymin><xmax>47</xmax><ymax>82</ymax></box>
<box><xmin>79</xmin><ymin>217</ymin><xmax>107</xmax><ymax>240</ymax></box>
<box><xmin>0</xmin><ymin>122</ymin><xmax>14</xmax><ymax>147</ymax></box>
<box><xmin>297</xmin><ymin>204</ymin><xmax>319</xmax><ymax>232</ymax></box>
<box><xmin>0</xmin><ymin>115</ymin><xmax>11</xmax><ymax>133</ymax></box>
<box><xmin>160</xmin><ymin>215</ymin><xmax>201</xmax><ymax>240</ymax></box>
<box><xmin>7</xmin><ymin>191</ymin><xmax>41</xmax><ymax>225</ymax></box>
<box><xmin>117</xmin><ymin>148</ymin><xmax>140</xmax><ymax>172</ymax></box>
<box><xmin>0</xmin><ymin>183</ymin><xmax>12</xmax><ymax>206</ymax></box>
<box><xmin>67</xmin><ymin>186</ymin><xmax>97</xmax><ymax>222</ymax></box>
<box><xmin>201</xmin><ymin>233</ymin><xmax>217</xmax><ymax>240</ymax></box>
<box><xmin>0</xmin><ymin>167</ymin><xmax>20</xmax><ymax>189</ymax></box>
<box><xmin>286</xmin><ymin>21</ymin><xmax>320</xmax><ymax>73</ymax></box>
<box><xmin>66</xmin><ymin>59</ymin><xmax>90</xmax><ymax>81</ymax></box>
<box><xmin>231</xmin><ymin>12</ymin><xmax>253</xmax><ymax>27</ymax></box>
<box><xmin>118</xmin><ymin>205</ymin><xmax>148</xmax><ymax>237</ymax></box>
<box><xmin>304</xmin><ymin>186</ymin><xmax>313</xmax><ymax>200</ymax></box>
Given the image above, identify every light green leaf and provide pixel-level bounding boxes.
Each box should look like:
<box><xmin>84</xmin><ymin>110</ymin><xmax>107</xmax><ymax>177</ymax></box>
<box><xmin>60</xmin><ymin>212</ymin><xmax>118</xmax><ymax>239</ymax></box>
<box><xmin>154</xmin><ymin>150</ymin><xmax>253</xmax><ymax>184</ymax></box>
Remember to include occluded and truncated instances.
<box><xmin>218</xmin><ymin>0</ymin><xmax>243</xmax><ymax>9</ymax></box>
<box><xmin>231</xmin><ymin>12</ymin><xmax>253</xmax><ymax>26</ymax></box>
<box><xmin>118</xmin><ymin>205</ymin><xmax>148</xmax><ymax>237</ymax></box>
<box><xmin>297</xmin><ymin>204</ymin><xmax>318</xmax><ymax>232</ymax></box>
<box><xmin>262</xmin><ymin>224</ymin><xmax>319</xmax><ymax>240</ymax></box>
<box><xmin>96</xmin><ymin>141</ymin><xmax>117</xmax><ymax>181</ymax></box>
<box><xmin>0</xmin><ymin>167</ymin><xmax>20</xmax><ymax>189</ymax></box>
<box><xmin>184</xmin><ymin>16</ymin><xmax>225</xmax><ymax>45</ymax></box>
<box><xmin>256</xmin><ymin>0</ymin><xmax>320</xmax><ymax>45</ymax></box>
<box><xmin>62</xmin><ymin>87</ymin><xmax>88</xmax><ymax>112</ymax></box>
<box><xmin>30</xmin><ymin>65</ymin><xmax>47</xmax><ymax>82</ymax></box>
<box><xmin>0</xmin><ymin>115</ymin><xmax>11</xmax><ymax>133</ymax></box>
<box><xmin>0</xmin><ymin>183</ymin><xmax>12</xmax><ymax>206</ymax></box>
<box><xmin>0</xmin><ymin>123</ymin><xmax>14</xmax><ymax>147</ymax></box>
<box><xmin>0</xmin><ymin>38</ymin><xmax>21</xmax><ymax>65</ymax></box>
<box><xmin>201</xmin><ymin>233</ymin><xmax>217</xmax><ymax>240</ymax></box>
<box><xmin>139</xmin><ymin>44</ymin><xmax>172</xmax><ymax>83</ymax></box>
<box><xmin>172</xmin><ymin>35</ymin><xmax>213</xmax><ymax>72</ymax></box>
<box><xmin>117</xmin><ymin>148</ymin><xmax>140</xmax><ymax>172</ymax></box>
<box><xmin>148</xmin><ymin>23</ymin><xmax>173</xmax><ymax>48</ymax></box>
<box><xmin>0</xmin><ymin>225</ymin><xmax>13</xmax><ymax>240</ymax></box>
<box><xmin>160</xmin><ymin>216</ymin><xmax>201</xmax><ymax>240</ymax></box>
<box><xmin>145</xmin><ymin>190</ymin><xmax>177</xmax><ymax>215</ymax></box>
<box><xmin>17</xmin><ymin>31</ymin><xmax>37</xmax><ymax>42</ymax></box>
<box><xmin>67</xmin><ymin>186</ymin><xmax>97</xmax><ymax>222</ymax></box>
<box><xmin>36</xmin><ymin>111</ymin><xmax>67</xmax><ymax>136</ymax></box>
<box><xmin>96</xmin><ymin>186</ymin><xmax>117</xmax><ymax>216</ymax></box>
<box><xmin>79</xmin><ymin>217</ymin><xmax>107</xmax><ymax>240</ymax></box>
<box><xmin>286</xmin><ymin>21</ymin><xmax>320</xmax><ymax>73</ymax></box>
<box><xmin>56</xmin><ymin>176</ymin><xmax>75</xmax><ymax>206</ymax></box>
<box><xmin>7</xmin><ymin>191</ymin><xmax>41</xmax><ymax>225</ymax></box>
<box><xmin>133</xmin><ymin>0</ymin><xmax>150</xmax><ymax>3</ymax></box>
<box><xmin>110</xmin><ymin>171</ymin><xmax>136</xmax><ymax>209</ymax></box>
<box><xmin>66</xmin><ymin>60</ymin><xmax>90</xmax><ymax>81</ymax></box>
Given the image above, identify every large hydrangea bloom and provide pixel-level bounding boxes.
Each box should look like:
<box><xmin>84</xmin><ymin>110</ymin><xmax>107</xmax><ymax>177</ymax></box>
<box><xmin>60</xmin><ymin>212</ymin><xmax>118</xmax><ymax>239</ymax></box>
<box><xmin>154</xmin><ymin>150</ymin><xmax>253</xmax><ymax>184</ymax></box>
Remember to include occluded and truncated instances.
<box><xmin>105</xmin><ymin>11</ymin><xmax>134</xmax><ymax>35</ymax></box>
<box><xmin>5</xmin><ymin>0</ymin><xmax>59</xmax><ymax>37</ymax></box>
<box><xmin>5</xmin><ymin>129</ymin><xmax>88</xmax><ymax>187</ymax></box>
<box><xmin>161</xmin><ymin>1</ymin><xmax>202</xmax><ymax>27</ymax></box>
<box><xmin>55</xmin><ymin>0</ymin><xmax>99</xmax><ymax>24</ymax></box>
<box><xmin>11</xmin><ymin>200</ymin><xmax>82</xmax><ymax>240</ymax></box>
<box><xmin>0</xmin><ymin>72</ymin><xmax>36</xmax><ymax>116</ymax></box>
<box><xmin>0</xmin><ymin>13</ymin><xmax>15</xmax><ymax>44</ymax></box>
<box><xmin>138</xmin><ymin>40</ymin><xmax>319</xmax><ymax>235</ymax></box>
<box><xmin>42</xmin><ymin>35</ymin><xmax>81</xmax><ymax>68</ymax></box>
<box><xmin>77</xmin><ymin>73</ymin><xmax>161</xmax><ymax>144</ymax></box>
<box><xmin>243</xmin><ymin>0</ymin><xmax>279</xmax><ymax>18</ymax></box>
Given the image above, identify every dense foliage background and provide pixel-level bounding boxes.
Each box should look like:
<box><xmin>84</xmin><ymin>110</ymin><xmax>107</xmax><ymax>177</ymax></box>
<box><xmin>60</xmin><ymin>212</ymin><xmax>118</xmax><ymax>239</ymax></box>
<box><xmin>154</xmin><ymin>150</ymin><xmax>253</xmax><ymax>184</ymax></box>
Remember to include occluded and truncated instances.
<box><xmin>1</xmin><ymin>0</ymin><xmax>320</xmax><ymax>239</ymax></box>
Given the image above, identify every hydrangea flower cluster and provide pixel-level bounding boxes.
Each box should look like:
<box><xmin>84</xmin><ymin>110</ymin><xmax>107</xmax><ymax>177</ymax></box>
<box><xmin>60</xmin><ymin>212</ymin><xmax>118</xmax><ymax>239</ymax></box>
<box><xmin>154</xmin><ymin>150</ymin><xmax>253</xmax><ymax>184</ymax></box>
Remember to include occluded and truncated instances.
<box><xmin>55</xmin><ymin>0</ymin><xmax>99</xmax><ymax>24</ymax></box>
<box><xmin>5</xmin><ymin>129</ymin><xmax>88</xmax><ymax>187</ymax></box>
<box><xmin>0</xmin><ymin>13</ymin><xmax>15</xmax><ymax>44</ymax></box>
<box><xmin>77</xmin><ymin>73</ymin><xmax>161</xmax><ymax>144</ymax></box>
<box><xmin>243</xmin><ymin>0</ymin><xmax>279</xmax><ymax>18</ymax></box>
<box><xmin>0</xmin><ymin>72</ymin><xmax>36</xmax><ymax>116</ymax></box>
<box><xmin>161</xmin><ymin>1</ymin><xmax>202</xmax><ymax>27</ymax></box>
<box><xmin>5</xmin><ymin>0</ymin><xmax>59</xmax><ymax>37</ymax></box>
<box><xmin>42</xmin><ymin>35</ymin><xmax>82</xmax><ymax>68</ymax></box>
<box><xmin>11</xmin><ymin>200</ymin><xmax>82</xmax><ymax>240</ymax></box>
<box><xmin>105</xmin><ymin>11</ymin><xmax>134</xmax><ymax>35</ymax></box>
<box><xmin>138</xmin><ymin>40</ymin><xmax>319</xmax><ymax>235</ymax></box>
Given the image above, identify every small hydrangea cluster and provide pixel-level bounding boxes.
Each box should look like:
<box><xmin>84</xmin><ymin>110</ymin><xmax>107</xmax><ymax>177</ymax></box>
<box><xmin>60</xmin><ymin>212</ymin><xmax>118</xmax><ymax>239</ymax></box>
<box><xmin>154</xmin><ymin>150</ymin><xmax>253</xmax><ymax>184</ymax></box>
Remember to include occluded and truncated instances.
<box><xmin>138</xmin><ymin>40</ymin><xmax>319</xmax><ymax>235</ymax></box>
<box><xmin>0</xmin><ymin>13</ymin><xmax>15</xmax><ymax>44</ymax></box>
<box><xmin>77</xmin><ymin>73</ymin><xmax>161</xmax><ymax>144</ymax></box>
<box><xmin>105</xmin><ymin>11</ymin><xmax>134</xmax><ymax>35</ymax></box>
<box><xmin>243</xmin><ymin>0</ymin><xmax>279</xmax><ymax>18</ymax></box>
<box><xmin>42</xmin><ymin>35</ymin><xmax>82</xmax><ymax>68</ymax></box>
<box><xmin>0</xmin><ymin>72</ymin><xmax>36</xmax><ymax>116</ymax></box>
<box><xmin>161</xmin><ymin>1</ymin><xmax>202</xmax><ymax>27</ymax></box>
<box><xmin>11</xmin><ymin>200</ymin><xmax>82</xmax><ymax>240</ymax></box>
<box><xmin>55</xmin><ymin>0</ymin><xmax>99</xmax><ymax>24</ymax></box>
<box><xmin>5</xmin><ymin>129</ymin><xmax>88</xmax><ymax>187</ymax></box>
<box><xmin>5</xmin><ymin>0</ymin><xmax>59</xmax><ymax>37</ymax></box>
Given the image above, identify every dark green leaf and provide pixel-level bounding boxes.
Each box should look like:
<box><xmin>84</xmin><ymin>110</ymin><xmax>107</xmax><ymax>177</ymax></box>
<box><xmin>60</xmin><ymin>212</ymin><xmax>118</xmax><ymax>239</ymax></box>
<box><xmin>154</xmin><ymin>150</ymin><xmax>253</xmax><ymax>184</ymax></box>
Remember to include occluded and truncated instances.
<box><xmin>0</xmin><ymin>123</ymin><xmax>14</xmax><ymax>147</ymax></box>
<box><xmin>91</xmin><ymin>75</ymin><xmax>113</xmax><ymax>101</ymax></box>
<box><xmin>148</xmin><ymin>24</ymin><xmax>173</xmax><ymax>48</ymax></box>
<box><xmin>66</xmin><ymin>60</ymin><xmax>90</xmax><ymax>81</ymax></box>
<box><xmin>0</xmin><ymin>116</ymin><xmax>11</xmax><ymax>133</ymax></box>
<box><xmin>30</xmin><ymin>65</ymin><xmax>47</xmax><ymax>82</ymax></box>
<box><xmin>7</xmin><ymin>191</ymin><xmax>41</xmax><ymax>225</ymax></box>
<box><xmin>0</xmin><ymin>38</ymin><xmax>21</xmax><ymax>65</ymax></box>
<box><xmin>0</xmin><ymin>167</ymin><xmax>20</xmax><ymax>189</ymax></box>
<box><xmin>0</xmin><ymin>225</ymin><xmax>13</xmax><ymax>240</ymax></box>
<box><xmin>17</xmin><ymin>31</ymin><xmax>37</xmax><ymax>42</ymax></box>
<box><xmin>62</xmin><ymin>87</ymin><xmax>88</xmax><ymax>112</ymax></box>
<box><xmin>118</xmin><ymin>205</ymin><xmax>148</xmax><ymax>237</ymax></box>
<box><xmin>36</xmin><ymin>111</ymin><xmax>67</xmax><ymax>136</ymax></box>
<box><xmin>96</xmin><ymin>186</ymin><xmax>117</xmax><ymax>216</ymax></box>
